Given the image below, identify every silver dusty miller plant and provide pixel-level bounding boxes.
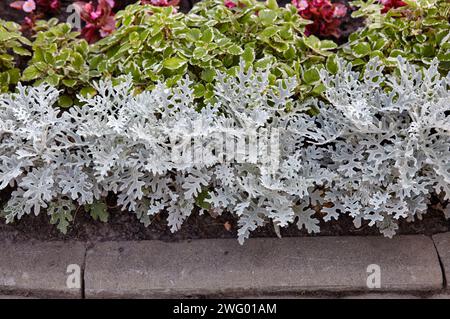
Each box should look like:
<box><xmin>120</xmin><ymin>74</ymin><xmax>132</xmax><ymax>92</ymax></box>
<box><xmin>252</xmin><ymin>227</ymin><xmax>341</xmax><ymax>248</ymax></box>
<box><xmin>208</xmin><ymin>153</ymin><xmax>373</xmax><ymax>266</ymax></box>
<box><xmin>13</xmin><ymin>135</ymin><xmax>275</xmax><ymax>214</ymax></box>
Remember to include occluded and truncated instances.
<box><xmin>0</xmin><ymin>58</ymin><xmax>449</xmax><ymax>242</ymax></box>
<box><xmin>300</xmin><ymin>57</ymin><xmax>450</xmax><ymax>237</ymax></box>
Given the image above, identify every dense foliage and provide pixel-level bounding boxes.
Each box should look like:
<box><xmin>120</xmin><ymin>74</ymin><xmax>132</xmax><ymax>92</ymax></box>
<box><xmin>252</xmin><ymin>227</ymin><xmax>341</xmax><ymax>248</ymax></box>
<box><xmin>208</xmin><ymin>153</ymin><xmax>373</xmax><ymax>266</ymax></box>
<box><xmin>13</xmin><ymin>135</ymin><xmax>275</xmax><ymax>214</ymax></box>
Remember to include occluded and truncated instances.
<box><xmin>0</xmin><ymin>59</ymin><xmax>448</xmax><ymax>241</ymax></box>
<box><xmin>21</xmin><ymin>19</ymin><xmax>97</xmax><ymax>106</ymax></box>
<box><xmin>0</xmin><ymin>19</ymin><xmax>30</xmax><ymax>93</ymax></box>
<box><xmin>1</xmin><ymin>0</ymin><xmax>447</xmax><ymax>98</ymax></box>
<box><xmin>0</xmin><ymin>0</ymin><xmax>449</xmax><ymax>240</ymax></box>
<box><xmin>292</xmin><ymin>0</ymin><xmax>348</xmax><ymax>38</ymax></box>
<box><xmin>90</xmin><ymin>0</ymin><xmax>337</xmax><ymax>101</ymax></box>
<box><xmin>343</xmin><ymin>0</ymin><xmax>450</xmax><ymax>72</ymax></box>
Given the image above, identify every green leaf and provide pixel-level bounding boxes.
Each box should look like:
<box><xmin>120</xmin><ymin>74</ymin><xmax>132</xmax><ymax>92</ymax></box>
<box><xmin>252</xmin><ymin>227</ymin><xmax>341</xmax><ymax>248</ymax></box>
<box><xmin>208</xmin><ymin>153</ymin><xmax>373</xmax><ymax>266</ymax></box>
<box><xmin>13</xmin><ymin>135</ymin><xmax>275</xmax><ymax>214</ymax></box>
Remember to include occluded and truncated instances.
<box><xmin>48</xmin><ymin>200</ymin><xmax>75</xmax><ymax>234</ymax></box>
<box><xmin>129</xmin><ymin>31</ymin><xmax>141</xmax><ymax>48</ymax></box>
<box><xmin>71</xmin><ymin>52</ymin><xmax>85</xmax><ymax>71</ymax></box>
<box><xmin>193</xmin><ymin>83</ymin><xmax>205</xmax><ymax>98</ymax></box>
<box><xmin>242</xmin><ymin>46</ymin><xmax>255</xmax><ymax>65</ymax></box>
<box><xmin>326</xmin><ymin>55</ymin><xmax>338</xmax><ymax>74</ymax></box>
<box><xmin>49</xmin><ymin>210</ymin><xmax>73</xmax><ymax>234</ymax></box>
<box><xmin>226</xmin><ymin>44</ymin><xmax>244</xmax><ymax>55</ymax></box>
<box><xmin>259</xmin><ymin>9</ymin><xmax>277</xmax><ymax>26</ymax></box>
<box><xmin>254</xmin><ymin>56</ymin><xmax>274</xmax><ymax>68</ymax></box>
<box><xmin>352</xmin><ymin>42</ymin><xmax>371</xmax><ymax>57</ymax></box>
<box><xmin>44</xmin><ymin>74</ymin><xmax>61</xmax><ymax>86</ymax></box>
<box><xmin>193</xmin><ymin>47</ymin><xmax>208</xmax><ymax>60</ymax></box>
<box><xmin>58</xmin><ymin>95</ymin><xmax>73</xmax><ymax>108</ymax></box>
<box><xmin>62</xmin><ymin>79</ymin><xmax>77</xmax><ymax>87</ymax></box>
<box><xmin>13</xmin><ymin>47</ymin><xmax>30</xmax><ymax>56</ymax></box>
<box><xmin>283</xmin><ymin>46</ymin><xmax>296</xmax><ymax>60</ymax></box>
<box><xmin>258</xmin><ymin>27</ymin><xmax>278</xmax><ymax>40</ymax></box>
<box><xmin>0</xmin><ymin>31</ymin><xmax>14</xmax><ymax>41</ymax></box>
<box><xmin>22</xmin><ymin>65</ymin><xmax>41</xmax><ymax>81</ymax></box>
<box><xmin>6</xmin><ymin>68</ymin><xmax>20</xmax><ymax>84</ymax></box>
<box><xmin>389</xmin><ymin>49</ymin><xmax>406</xmax><ymax>58</ymax></box>
<box><xmin>80</xmin><ymin>86</ymin><xmax>97</xmax><ymax>98</ymax></box>
<box><xmin>266</xmin><ymin>0</ymin><xmax>279</xmax><ymax>10</ymax></box>
<box><xmin>162</xmin><ymin>57</ymin><xmax>187</xmax><ymax>70</ymax></box>
<box><xmin>195</xmin><ymin>189</ymin><xmax>211</xmax><ymax>210</ymax></box>
<box><xmin>200</xmin><ymin>28</ymin><xmax>214</xmax><ymax>43</ymax></box>
<box><xmin>303</xmin><ymin>67</ymin><xmax>321</xmax><ymax>84</ymax></box>
<box><xmin>87</xmin><ymin>201</ymin><xmax>109</xmax><ymax>223</ymax></box>
<box><xmin>201</xmin><ymin>68</ymin><xmax>216</xmax><ymax>82</ymax></box>
<box><xmin>320</xmin><ymin>40</ymin><xmax>338</xmax><ymax>51</ymax></box>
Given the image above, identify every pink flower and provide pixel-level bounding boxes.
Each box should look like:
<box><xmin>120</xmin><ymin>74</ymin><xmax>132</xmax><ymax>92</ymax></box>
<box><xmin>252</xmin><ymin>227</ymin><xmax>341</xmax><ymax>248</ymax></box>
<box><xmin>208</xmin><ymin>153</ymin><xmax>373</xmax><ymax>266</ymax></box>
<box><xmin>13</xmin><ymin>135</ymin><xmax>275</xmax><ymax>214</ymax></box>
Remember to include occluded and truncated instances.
<box><xmin>23</xmin><ymin>0</ymin><xmax>36</xmax><ymax>12</ymax></box>
<box><xmin>333</xmin><ymin>3</ymin><xmax>347</xmax><ymax>18</ymax></box>
<box><xmin>73</xmin><ymin>0</ymin><xmax>116</xmax><ymax>43</ymax></box>
<box><xmin>311</xmin><ymin>0</ymin><xmax>325</xmax><ymax>6</ymax></box>
<box><xmin>11</xmin><ymin>0</ymin><xmax>60</xmax><ymax>13</ymax></box>
<box><xmin>90</xmin><ymin>10</ymin><xmax>102</xmax><ymax>19</ymax></box>
<box><xmin>50</xmin><ymin>0</ymin><xmax>59</xmax><ymax>9</ymax></box>
<box><xmin>10</xmin><ymin>0</ymin><xmax>36</xmax><ymax>12</ymax></box>
<box><xmin>224</xmin><ymin>0</ymin><xmax>237</xmax><ymax>8</ymax></box>
<box><xmin>293</xmin><ymin>0</ymin><xmax>309</xmax><ymax>11</ymax></box>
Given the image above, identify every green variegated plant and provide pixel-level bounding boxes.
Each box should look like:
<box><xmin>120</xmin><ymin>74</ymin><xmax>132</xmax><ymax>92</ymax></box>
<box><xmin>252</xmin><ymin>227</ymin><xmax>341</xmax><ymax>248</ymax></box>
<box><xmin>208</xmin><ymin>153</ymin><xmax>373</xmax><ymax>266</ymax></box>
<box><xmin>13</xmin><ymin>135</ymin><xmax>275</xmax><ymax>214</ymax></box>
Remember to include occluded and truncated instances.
<box><xmin>90</xmin><ymin>0</ymin><xmax>339</xmax><ymax>102</ymax></box>
<box><xmin>21</xmin><ymin>19</ymin><xmax>98</xmax><ymax>107</ymax></box>
<box><xmin>342</xmin><ymin>0</ymin><xmax>450</xmax><ymax>72</ymax></box>
<box><xmin>0</xmin><ymin>20</ymin><xmax>31</xmax><ymax>93</ymax></box>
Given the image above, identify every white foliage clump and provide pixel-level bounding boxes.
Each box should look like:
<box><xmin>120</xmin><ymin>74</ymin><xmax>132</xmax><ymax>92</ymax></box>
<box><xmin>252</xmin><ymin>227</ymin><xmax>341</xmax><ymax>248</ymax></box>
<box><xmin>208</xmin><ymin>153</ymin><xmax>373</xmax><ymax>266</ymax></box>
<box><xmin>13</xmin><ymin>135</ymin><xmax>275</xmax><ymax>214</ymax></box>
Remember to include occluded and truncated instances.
<box><xmin>0</xmin><ymin>58</ymin><xmax>449</xmax><ymax>242</ymax></box>
<box><xmin>307</xmin><ymin>57</ymin><xmax>450</xmax><ymax>236</ymax></box>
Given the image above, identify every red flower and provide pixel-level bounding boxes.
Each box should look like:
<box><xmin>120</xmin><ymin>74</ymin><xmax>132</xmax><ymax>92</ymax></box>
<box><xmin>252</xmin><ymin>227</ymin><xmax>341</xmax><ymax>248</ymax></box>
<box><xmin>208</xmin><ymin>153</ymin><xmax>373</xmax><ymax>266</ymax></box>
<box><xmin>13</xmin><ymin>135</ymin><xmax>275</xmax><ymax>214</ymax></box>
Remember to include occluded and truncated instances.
<box><xmin>36</xmin><ymin>0</ymin><xmax>60</xmax><ymax>11</ymax></box>
<box><xmin>292</xmin><ymin>0</ymin><xmax>348</xmax><ymax>38</ymax></box>
<box><xmin>380</xmin><ymin>0</ymin><xmax>407</xmax><ymax>13</ymax></box>
<box><xmin>73</xmin><ymin>0</ymin><xmax>116</xmax><ymax>43</ymax></box>
<box><xmin>224</xmin><ymin>0</ymin><xmax>237</xmax><ymax>8</ymax></box>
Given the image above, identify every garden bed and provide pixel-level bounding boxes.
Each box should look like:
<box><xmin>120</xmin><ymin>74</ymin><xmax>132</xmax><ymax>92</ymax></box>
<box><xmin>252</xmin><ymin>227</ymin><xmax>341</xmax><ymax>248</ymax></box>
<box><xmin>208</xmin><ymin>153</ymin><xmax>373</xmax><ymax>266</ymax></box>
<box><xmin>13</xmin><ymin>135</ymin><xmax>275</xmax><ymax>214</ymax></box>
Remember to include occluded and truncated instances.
<box><xmin>0</xmin><ymin>203</ymin><xmax>448</xmax><ymax>242</ymax></box>
<box><xmin>0</xmin><ymin>0</ymin><xmax>449</xmax><ymax>245</ymax></box>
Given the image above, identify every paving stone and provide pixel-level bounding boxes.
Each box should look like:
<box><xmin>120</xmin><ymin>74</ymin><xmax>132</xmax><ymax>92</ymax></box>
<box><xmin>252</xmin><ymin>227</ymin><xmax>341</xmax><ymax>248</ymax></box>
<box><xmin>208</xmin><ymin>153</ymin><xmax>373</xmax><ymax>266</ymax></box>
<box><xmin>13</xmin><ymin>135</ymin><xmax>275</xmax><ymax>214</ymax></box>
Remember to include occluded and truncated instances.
<box><xmin>432</xmin><ymin>232</ymin><xmax>450</xmax><ymax>291</ymax></box>
<box><xmin>85</xmin><ymin>236</ymin><xmax>442</xmax><ymax>298</ymax></box>
<box><xmin>341</xmin><ymin>293</ymin><xmax>420</xmax><ymax>299</ymax></box>
<box><xmin>428</xmin><ymin>294</ymin><xmax>450</xmax><ymax>299</ymax></box>
<box><xmin>240</xmin><ymin>296</ymin><xmax>326</xmax><ymax>299</ymax></box>
<box><xmin>0</xmin><ymin>295</ymin><xmax>37</xmax><ymax>299</ymax></box>
<box><xmin>0</xmin><ymin>241</ymin><xmax>86</xmax><ymax>298</ymax></box>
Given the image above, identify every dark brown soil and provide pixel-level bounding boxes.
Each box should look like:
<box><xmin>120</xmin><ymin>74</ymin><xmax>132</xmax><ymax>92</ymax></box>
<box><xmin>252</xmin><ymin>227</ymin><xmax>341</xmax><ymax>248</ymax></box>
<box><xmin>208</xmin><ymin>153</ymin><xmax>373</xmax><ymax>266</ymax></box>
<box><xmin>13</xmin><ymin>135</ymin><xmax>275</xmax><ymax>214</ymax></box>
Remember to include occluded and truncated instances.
<box><xmin>0</xmin><ymin>196</ymin><xmax>448</xmax><ymax>243</ymax></box>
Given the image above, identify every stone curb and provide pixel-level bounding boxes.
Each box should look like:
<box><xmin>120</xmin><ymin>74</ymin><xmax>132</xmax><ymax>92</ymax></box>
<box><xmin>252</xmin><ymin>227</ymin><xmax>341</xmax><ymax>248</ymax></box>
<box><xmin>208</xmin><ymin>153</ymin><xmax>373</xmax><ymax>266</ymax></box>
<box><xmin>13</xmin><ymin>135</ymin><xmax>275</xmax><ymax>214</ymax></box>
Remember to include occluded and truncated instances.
<box><xmin>432</xmin><ymin>233</ymin><xmax>450</xmax><ymax>291</ymax></box>
<box><xmin>84</xmin><ymin>236</ymin><xmax>442</xmax><ymax>298</ymax></box>
<box><xmin>0</xmin><ymin>235</ymin><xmax>445</xmax><ymax>298</ymax></box>
<box><xmin>0</xmin><ymin>241</ymin><xmax>86</xmax><ymax>298</ymax></box>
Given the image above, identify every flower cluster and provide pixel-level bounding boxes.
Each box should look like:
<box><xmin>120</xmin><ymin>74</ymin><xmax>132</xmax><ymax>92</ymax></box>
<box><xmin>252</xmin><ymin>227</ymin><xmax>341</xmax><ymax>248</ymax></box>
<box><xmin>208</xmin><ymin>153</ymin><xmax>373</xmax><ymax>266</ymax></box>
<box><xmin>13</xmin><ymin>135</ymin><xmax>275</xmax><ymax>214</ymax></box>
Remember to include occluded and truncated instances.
<box><xmin>10</xmin><ymin>0</ymin><xmax>60</xmax><ymax>12</ymax></box>
<box><xmin>292</xmin><ymin>0</ymin><xmax>348</xmax><ymax>38</ymax></box>
<box><xmin>73</xmin><ymin>0</ymin><xmax>116</xmax><ymax>43</ymax></box>
<box><xmin>10</xmin><ymin>0</ymin><xmax>60</xmax><ymax>29</ymax></box>
<box><xmin>380</xmin><ymin>0</ymin><xmax>407</xmax><ymax>13</ymax></box>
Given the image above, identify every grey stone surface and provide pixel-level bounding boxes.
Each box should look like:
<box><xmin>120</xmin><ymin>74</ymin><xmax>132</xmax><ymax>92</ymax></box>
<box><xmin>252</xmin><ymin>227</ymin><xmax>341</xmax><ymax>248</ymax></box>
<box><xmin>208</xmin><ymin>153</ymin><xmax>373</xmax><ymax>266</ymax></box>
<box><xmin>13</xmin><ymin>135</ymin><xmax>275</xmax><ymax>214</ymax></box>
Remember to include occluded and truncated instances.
<box><xmin>0</xmin><ymin>295</ymin><xmax>37</xmax><ymax>299</ymax></box>
<box><xmin>342</xmin><ymin>293</ymin><xmax>420</xmax><ymax>299</ymax></box>
<box><xmin>0</xmin><ymin>241</ymin><xmax>86</xmax><ymax>298</ymax></box>
<box><xmin>85</xmin><ymin>236</ymin><xmax>442</xmax><ymax>298</ymax></box>
<box><xmin>432</xmin><ymin>232</ymin><xmax>450</xmax><ymax>291</ymax></box>
<box><xmin>428</xmin><ymin>294</ymin><xmax>450</xmax><ymax>299</ymax></box>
